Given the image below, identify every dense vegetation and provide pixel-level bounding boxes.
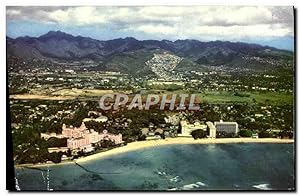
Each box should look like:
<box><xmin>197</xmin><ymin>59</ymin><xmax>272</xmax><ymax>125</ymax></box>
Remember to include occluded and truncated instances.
<box><xmin>239</xmin><ymin>130</ymin><xmax>253</xmax><ymax>137</ymax></box>
<box><xmin>191</xmin><ymin>130</ymin><xmax>207</xmax><ymax>139</ymax></box>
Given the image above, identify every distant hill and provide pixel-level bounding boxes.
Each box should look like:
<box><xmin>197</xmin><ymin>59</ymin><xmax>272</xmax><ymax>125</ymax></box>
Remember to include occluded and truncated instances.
<box><xmin>7</xmin><ymin>31</ymin><xmax>293</xmax><ymax>73</ymax></box>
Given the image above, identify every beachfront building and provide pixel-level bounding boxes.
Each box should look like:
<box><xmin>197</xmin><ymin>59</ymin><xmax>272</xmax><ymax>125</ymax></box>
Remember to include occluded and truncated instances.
<box><xmin>145</xmin><ymin>135</ymin><xmax>161</xmax><ymax>140</ymax></box>
<box><xmin>141</xmin><ymin>128</ymin><xmax>150</xmax><ymax>135</ymax></box>
<box><xmin>67</xmin><ymin>137</ymin><xmax>91</xmax><ymax>150</ymax></box>
<box><xmin>98</xmin><ymin>130</ymin><xmax>123</xmax><ymax>144</ymax></box>
<box><xmin>82</xmin><ymin>115</ymin><xmax>108</xmax><ymax>123</ymax></box>
<box><xmin>214</xmin><ymin>120</ymin><xmax>238</xmax><ymax>136</ymax></box>
<box><xmin>155</xmin><ymin>128</ymin><xmax>164</xmax><ymax>135</ymax></box>
<box><xmin>206</xmin><ymin>121</ymin><xmax>216</xmax><ymax>138</ymax></box>
<box><xmin>179</xmin><ymin>120</ymin><xmax>207</xmax><ymax>137</ymax></box>
<box><xmin>64</xmin><ymin>124</ymin><xmax>123</xmax><ymax>150</ymax></box>
<box><xmin>41</xmin><ymin>132</ymin><xmax>65</xmax><ymax>140</ymax></box>
<box><xmin>41</xmin><ymin>122</ymin><xmax>123</xmax><ymax>151</ymax></box>
<box><xmin>62</xmin><ymin>122</ymin><xmax>88</xmax><ymax>138</ymax></box>
<box><xmin>164</xmin><ymin>115</ymin><xmax>180</xmax><ymax>125</ymax></box>
<box><xmin>140</xmin><ymin>127</ymin><xmax>164</xmax><ymax>140</ymax></box>
<box><xmin>252</xmin><ymin>133</ymin><xmax>259</xmax><ymax>138</ymax></box>
<box><xmin>145</xmin><ymin>131</ymin><xmax>161</xmax><ymax>140</ymax></box>
<box><xmin>67</xmin><ymin>130</ymin><xmax>122</xmax><ymax>152</ymax></box>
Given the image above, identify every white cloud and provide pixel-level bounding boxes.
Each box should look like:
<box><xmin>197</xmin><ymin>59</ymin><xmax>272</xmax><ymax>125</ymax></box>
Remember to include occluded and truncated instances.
<box><xmin>47</xmin><ymin>9</ymin><xmax>70</xmax><ymax>23</ymax></box>
<box><xmin>6</xmin><ymin>6</ymin><xmax>294</xmax><ymax>39</ymax></box>
<box><xmin>6</xmin><ymin>9</ymin><xmax>21</xmax><ymax>16</ymax></box>
<box><xmin>133</xmin><ymin>24</ymin><xmax>177</xmax><ymax>35</ymax></box>
<box><xmin>46</xmin><ymin>7</ymin><xmax>106</xmax><ymax>25</ymax></box>
<box><xmin>191</xmin><ymin>24</ymin><xmax>292</xmax><ymax>38</ymax></box>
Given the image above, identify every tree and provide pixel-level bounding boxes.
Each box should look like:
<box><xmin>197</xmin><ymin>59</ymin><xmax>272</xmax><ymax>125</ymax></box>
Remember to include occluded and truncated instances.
<box><xmin>239</xmin><ymin>130</ymin><xmax>253</xmax><ymax>137</ymax></box>
<box><xmin>100</xmin><ymin>139</ymin><xmax>115</xmax><ymax>148</ymax></box>
<box><xmin>48</xmin><ymin>152</ymin><xmax>62</xmax><ymax>163</ymax></box>
<box><xmin>258</xmin><ymin>130</ymin><xmax>273</xmax><ymax>138</ymax></box>
<box><xmin>137</xmin><ymin>134</ymin><xmax>147</xmax><ymax>141</ymax></box>
<box><xmin>279</xmin><ymin>131</ymin><xmax>293</xmax><ymax>139</ymax></box>
<box><xmin>85</xmin><ymin>121</ymin><xmax>105</xmax><ymax>132</ymax></box>
<box><xmin>191</xmin><ymin>129</ymin><xmax>207</xmax><ymax>139</ymax></box>
<box><xmin>47</xmin><ymin>137</ymin><xmax>67</xmax><ymax>148</ymax></box>
<box><xmin>66</xmin><ymin>149</ymin><xmax>72</xmax><ymax>157</ymax></box>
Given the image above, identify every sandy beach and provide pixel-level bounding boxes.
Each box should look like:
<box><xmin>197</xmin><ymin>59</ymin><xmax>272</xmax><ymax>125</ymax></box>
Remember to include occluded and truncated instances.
<box><xmin>16</xmin><ymin>137</ymin><xmax>293</xmax><ymax>168</ymax></box>
<box><xmin>76</xmin><ymin>137</ymin><xmax>294</xmax><ymax>164</ymax></box>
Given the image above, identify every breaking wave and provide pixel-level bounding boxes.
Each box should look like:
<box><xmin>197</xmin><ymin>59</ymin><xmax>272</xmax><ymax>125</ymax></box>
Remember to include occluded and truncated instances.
<box><xmin>168</xmin><ymin>181</ymin><xmax>207</xmax><ymax>190</ymax></box>
<box><xmin>252</xmin><ymin>183</ymin><xmax>272</xmax><ymax>190</ymax></box>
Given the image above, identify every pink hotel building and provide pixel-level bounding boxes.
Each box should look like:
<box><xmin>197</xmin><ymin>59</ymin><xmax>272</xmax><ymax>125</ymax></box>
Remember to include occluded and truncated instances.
<box><xmin>61</xmin><ymin>122</ymin><xmax>123</xmax><ymax>150</ymax></box>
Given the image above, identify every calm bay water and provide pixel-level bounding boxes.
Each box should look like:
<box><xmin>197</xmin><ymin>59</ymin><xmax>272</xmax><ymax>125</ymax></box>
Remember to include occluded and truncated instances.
<box><xmin>15</xmin><ymin>143</ymin><xmax>295</xmax><ymax>191</ymax></box>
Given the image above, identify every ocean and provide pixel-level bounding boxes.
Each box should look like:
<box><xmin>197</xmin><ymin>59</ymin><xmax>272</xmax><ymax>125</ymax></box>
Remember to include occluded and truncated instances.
<box><xmin>15</xmin><ymin>143</ymin><xmax>295</xmax><ymax>191</ymax></box>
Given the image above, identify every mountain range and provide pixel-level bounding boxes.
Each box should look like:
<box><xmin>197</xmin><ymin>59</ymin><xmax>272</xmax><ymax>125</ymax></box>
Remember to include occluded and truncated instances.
<box><xmin>7</xmin><ymin>31</ymin><xmax>293</xmax><ymax>73</ymax></box>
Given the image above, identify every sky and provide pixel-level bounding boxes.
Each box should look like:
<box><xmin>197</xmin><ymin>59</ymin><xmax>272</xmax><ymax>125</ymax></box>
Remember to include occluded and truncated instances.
<box><xmin>6</xmin><ymin>6</ymin><xmax>294</xmax><ymax>50</ymax></box>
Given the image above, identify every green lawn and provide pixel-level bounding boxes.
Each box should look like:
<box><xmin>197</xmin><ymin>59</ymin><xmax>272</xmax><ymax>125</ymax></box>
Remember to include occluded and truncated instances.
<box><xmin>128</xmin><ymin>89</ymin><xmax>293</xmax><ymax>105</ymax></box>
<box><xmin>199</xmin><ymin>91</ymin><xmax>293</xmax><ymax>105</ymax></box>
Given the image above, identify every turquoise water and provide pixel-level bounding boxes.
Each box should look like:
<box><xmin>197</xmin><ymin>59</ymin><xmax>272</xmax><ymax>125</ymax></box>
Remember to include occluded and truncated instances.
<box><xmin>15</xmin><ymin>143</ymin><xmax>295</xmax><ymax>191</ymax></box>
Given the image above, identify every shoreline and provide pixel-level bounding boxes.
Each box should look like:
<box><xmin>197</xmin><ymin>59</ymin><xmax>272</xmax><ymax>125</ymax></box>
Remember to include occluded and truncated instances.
<box><xmin>15</xmin><ymin>137</ymin><xmax>294</xmax><ymax>168</ymax></box>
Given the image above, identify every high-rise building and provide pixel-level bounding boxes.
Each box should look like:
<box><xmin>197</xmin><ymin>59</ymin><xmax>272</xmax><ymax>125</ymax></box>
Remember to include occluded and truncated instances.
<box><xmin>214</xmin><ymin>120</ymin><xmax>238</xmax><ymax>135</ymax></box>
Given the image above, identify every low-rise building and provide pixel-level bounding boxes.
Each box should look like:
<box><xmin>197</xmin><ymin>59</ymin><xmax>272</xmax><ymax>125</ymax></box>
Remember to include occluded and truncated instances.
<box><xmin>82</xmin><ymin>115</ymin><xmax>108</xmax><ymax>123</ymax></box>
<box><xmin>252</xmin><ymin>133</ymin><xmax>259</xmax><ymax>138</ymax></box>
<box><xmin>179</xmin><ymin>120</ymin><xmax>207</xmax><ymax>137</ymax></box>
<box><xmin>206</xmin><ymin>121</ymin><xmax>216</xmax><ymax>138</ymax></box>
<box><xmin>146</xmin><ymin>135</ymin><xmax>161</xmax><ymax>140</ymax></box>
<box><xmin>141</xmin><ymin>128</ymin><xmax>150</xmax><ymax>135</ymax></box>
<box><xmin>41</xmin><ymin>132</ymin><xmax>65</xmax><ymax>140</ymax></box>
<box><xmin>98</xmin><ymin>130</ymin><xmax>123</xmax><ymax>145</ymax></box>
<box><xmin>48</xmin><ymin>147</ymin><xmax>69</xmax><ymax>153</ymax></box>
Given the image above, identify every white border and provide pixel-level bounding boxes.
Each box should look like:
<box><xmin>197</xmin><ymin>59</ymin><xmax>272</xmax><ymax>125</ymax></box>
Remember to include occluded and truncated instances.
<box><xmin>1</xmin><ymin>0</ymin><xmax>298</xmax><ymax>196</ymax></box>
<box><xmin>2</xmin><ymin>0</ymin><xmax>299</xmax><ymax>6</ymax></box>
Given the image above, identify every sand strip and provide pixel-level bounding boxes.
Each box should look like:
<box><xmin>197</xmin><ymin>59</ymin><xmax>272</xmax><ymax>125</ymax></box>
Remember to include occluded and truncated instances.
<box><xmin>16</xmin><ymin>137</ymin><xmax>293</xmax><ymax>168</ymax></box>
